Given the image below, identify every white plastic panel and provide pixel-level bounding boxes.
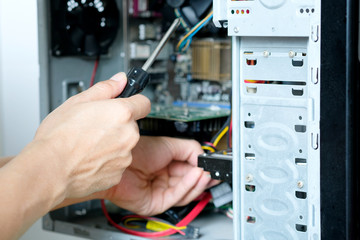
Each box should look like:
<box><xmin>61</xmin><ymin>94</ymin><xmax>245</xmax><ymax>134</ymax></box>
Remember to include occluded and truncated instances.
<box><xmin>227</xmin><ymin>0</ymin><xmax>316</xmax><ymax>36</ymax></box>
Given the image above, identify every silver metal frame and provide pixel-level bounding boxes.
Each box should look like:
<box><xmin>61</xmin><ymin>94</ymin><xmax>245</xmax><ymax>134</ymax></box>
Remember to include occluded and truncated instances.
<box><xmin>226</xmin><ymin>0</ymin><xmax>321</xmax><ymax>239</ymax></box>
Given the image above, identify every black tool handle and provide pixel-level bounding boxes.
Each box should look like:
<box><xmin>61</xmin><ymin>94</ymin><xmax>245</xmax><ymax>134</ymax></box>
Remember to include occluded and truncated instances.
<box><xmin>118</xmin><ymin>67</ymin><xmax>150</xmax><ymax>98</ymax></box>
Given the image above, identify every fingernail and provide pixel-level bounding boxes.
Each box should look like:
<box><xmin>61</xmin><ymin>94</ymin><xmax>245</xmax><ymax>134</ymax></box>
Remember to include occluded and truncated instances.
<box><xmin>110</xmin><ymin>72</ymin><xmax>126</xmax><ymax>82</ymax></box>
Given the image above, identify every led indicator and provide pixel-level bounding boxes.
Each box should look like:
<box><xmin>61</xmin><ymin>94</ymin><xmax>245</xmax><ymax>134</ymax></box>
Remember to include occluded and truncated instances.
<box><xmin>236</xmin><ymin>9</ymin><xmax>240</xmax><ymax>14</ymax></box>
<box><xmin>231</xmin><ymin>9</ymin><xmax>235</xmax><ymax>14</ymax></box>
<box><xmin>246</xmin><ymin>9</ymin><xmax>250</xmax><ymax>14</ymax></box>
<box><xmin>241</xmin><ymin>9</ymin><xmax>245</xmax><ymax>14</ymax></box>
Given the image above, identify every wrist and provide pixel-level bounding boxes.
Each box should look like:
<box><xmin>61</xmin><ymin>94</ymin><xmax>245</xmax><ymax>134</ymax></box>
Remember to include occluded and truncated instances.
<box><xmin>13</xmin><ymin>140</ymin><xmax>68</xmax><ymax>209</ymax></box>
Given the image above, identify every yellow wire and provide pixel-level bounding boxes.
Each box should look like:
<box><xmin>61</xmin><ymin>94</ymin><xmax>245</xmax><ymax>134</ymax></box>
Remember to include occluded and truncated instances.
<box><xmin>124</xmin><ymin>218</ymin><xmax>143</xmax><ymax>229</ymax></box>
<box><xmin>123</xmin><ymin>217</ymin><xmax>186</xmax><ymax>232</ymax></box>
<box><xmin>202</xmin><ymin>146</ymin><xmax>215</xmax><ymax>153</ymax></box>
<box><xmin>146</xmin><ymin>220</ymin><xmax>186</xmax><ymax>232</ymax></box>
<box><xmin>213</xmin><ymin>126</ymin><xmax>229</xmax><ymax>147</ymax></box>
<box><xmin>176</xmin><ymin>10</ymin><xmax>213</xmax><ymax>51</ymax></box>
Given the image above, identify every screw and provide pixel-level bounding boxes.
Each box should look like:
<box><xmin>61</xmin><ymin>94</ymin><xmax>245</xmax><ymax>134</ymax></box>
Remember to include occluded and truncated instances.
<box><xmin>215</xmin><ymin>171</ymin><xmax>220</xmax><ymax>177</ymax></box>
<box><xmin>246</xmin><ymin>174</ymin><xmax>253</xmax><ymax>182</ymax></box>
<box><xmin>234</xmin><ymin>27</ymin><xmax>239</xmax><ymax>33</ymax></box>
<box><xmin>263</xmin><ymin>50</ymin><xmax>270</xmax><ymax>57</ymax></box>
<box><xmin>289</xmin><ymin>51</ymin><xmax>295</xmax><ymax>58</ymax></box>
<box><xmin>297</xmin><ymin>181</ymin><xmax>304</xmax><ymax>188</ymax></box>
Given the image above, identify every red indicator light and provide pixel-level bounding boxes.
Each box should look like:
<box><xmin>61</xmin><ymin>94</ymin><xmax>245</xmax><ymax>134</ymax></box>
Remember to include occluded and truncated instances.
<box><xmin>246</xmin><ymin>9</ymin><xmax>250</xmax><ymax>14</ymax></box>
<box><xmin>241</xmin><ymin>9</ymin><xmax>245</xmax><ymax>14</ymax></box>
<box><xmin>236</xmin><ymin>10</ymin><xmax>240</xmax><ymax>14</ymax></box>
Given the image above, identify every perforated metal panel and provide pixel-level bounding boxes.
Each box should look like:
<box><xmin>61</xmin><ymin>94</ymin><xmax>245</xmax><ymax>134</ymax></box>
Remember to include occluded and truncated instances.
<box><xmin>221</xmin><ymin>0</ymin><xmax>321</xmax><ymax>239</ymax></box>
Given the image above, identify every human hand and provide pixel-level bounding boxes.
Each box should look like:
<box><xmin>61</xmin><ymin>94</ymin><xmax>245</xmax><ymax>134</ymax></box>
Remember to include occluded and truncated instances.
<box><xmin>100</xmin><ymin>136</ymin><xmax>219</xmax><ymax>216</ymax></box>
<box><xmin>33</xmin><ymin>72</ymin><xmax>151</xmax><ymax>201</ymax></box>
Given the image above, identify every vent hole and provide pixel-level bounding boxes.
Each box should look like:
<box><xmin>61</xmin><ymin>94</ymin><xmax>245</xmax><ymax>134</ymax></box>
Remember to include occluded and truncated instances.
<box><xmin>246</xmin><ymin>86</ymin><xmax>257</xmax><ymax>94</ymax></box>
<box><xmin>245</xmin><ymin>184</ymin><xmax>256</xmax><ymax>192</ymax></box>
<box><xmin>295</xmin><ymin>158</ymin><xmax>307</xmax><ymax>165</ymax></box>
<box><xmin>292</xmin><ymin>59</ymin><xmax>304</xmax><ymax>67</ymax></box>
<box><xmin>245</xmin><ymin>153</ymin><xmax>255</xmax><ymax>160</ymax></box>
<box><xmin>296</xmin><ymin>224</ymin><xmax>307</xmax><ymax>232</ymax></box>
<box><xmin>246</xmin><ymin>216</ymin><xmax>256</xmax><ymax>223</ymax></box>
<box><xmin>296</xmin><ymin>191</ymin><xmax>307</xmax><ymax>199</ymax></box>
<box><xmin>245</xmin><ymin>121</ymin><xmax>255</xmax><ymax>128</ymax></box>
<box><xmin>292</xmin><ymin>88</ymin><xmax>304</xmax><ymax>96</ymax></box>
<box><xmin>295</xmin><ymin>125</ymin><xmax>307</xmax><ymax>133</ymax></box>
<box><xmin>246</xmin><ymin>59</ymin><xmax>257</xmax><ymax>66</ymax></box>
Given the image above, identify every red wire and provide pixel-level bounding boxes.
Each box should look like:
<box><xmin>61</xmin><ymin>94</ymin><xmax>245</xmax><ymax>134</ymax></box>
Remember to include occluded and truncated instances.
<box><xmin>90</xmin><ymin>56</ymin><xmax>100</xmax><ymax>87</ymax></box>
<box><xmin>202</xmin><ymin>141</ymin><xmax>216</xmax><ymax>148</ymax></box>
<box><xmin>101</xmin><ymin>192</ymin><xmax>212</xmax><ymax>238</ymax></box>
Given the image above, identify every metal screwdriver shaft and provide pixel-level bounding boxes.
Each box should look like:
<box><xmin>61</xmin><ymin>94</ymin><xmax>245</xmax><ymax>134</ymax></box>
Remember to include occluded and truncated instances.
<box><xmin>118</xmin><ymin>18</ymin><xmax>180</xmax><ymax>98</ymax></box>
<box><xmin>142</xmin><ymin>18</ymin><xmax>180</xmax><ymax>71</ymax></box>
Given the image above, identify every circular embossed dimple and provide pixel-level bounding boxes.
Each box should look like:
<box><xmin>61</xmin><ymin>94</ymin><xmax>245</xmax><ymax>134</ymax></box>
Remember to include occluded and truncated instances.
<box><xmin>259</xmin><ymin>134</ymin><xmax>288</xmax><ymax>151</ymax></box>
<box><xmin>260</xmin><ymin>0</ymin><xmax>286</xmax><ymax>9</ymax></box>
<box><xmin>253</xmin><ymin>122</ymin><xmax>297</xmax><ymax>155</ymax></box>
<box><xmin>259</xmin><ymin>167</ymin><xmax>289</xmax><ymax>184</ymax></box>
<box><xmin>257</xmin><ymin>129</ymin><xmax>290</xmax><ymax>152</ymax></box>
<box><xmin>260</xmin><ymin>198</ymin><xmax>289</xmax><ymax>216</ymax></box>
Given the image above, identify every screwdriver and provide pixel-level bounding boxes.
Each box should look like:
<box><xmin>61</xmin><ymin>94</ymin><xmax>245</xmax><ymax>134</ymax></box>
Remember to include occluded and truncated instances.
<box><xmin>118</xmin><ymin>18</ymin><xmax>181</xmax><ymax>98</ymax></box>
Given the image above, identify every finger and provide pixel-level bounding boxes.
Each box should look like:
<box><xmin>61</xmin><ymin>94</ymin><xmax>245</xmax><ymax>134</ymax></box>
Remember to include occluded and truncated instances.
<box><xmin>162</xmin><ymin>138</ymin><xmax>203</xmax><ymax>166</ymax></box>
<box><xmin>117</xmin><ymin>94</ymin><xmax>151</xmax><ymax>120</ymax></box>
<box><xmin>174</xmin><ymin>171</ymin><xmax>213</xmax><ymax>206</ymax></box>
<box><xmin>70</xmin><ymin>72</ymin><xmax>127</xmax><ymax>103</ymax></box>
<box><xmin>152</xmin><ymin>167</ymin><xmax>204</xmax><ymax>212</ymax></box>
<box><xmin>168</xmin><ymin>161</ymin><xmax>194</xmax><ymax>177</ymax></box>
<box><xmin>206</xmin><ymin>179</ymin><xmax>221</xmax><ymax>189</ymax></box>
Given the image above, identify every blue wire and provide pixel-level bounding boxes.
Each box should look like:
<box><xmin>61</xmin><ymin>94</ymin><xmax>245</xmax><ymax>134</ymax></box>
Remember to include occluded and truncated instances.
<box><xmin>188</xmin><ymin>15</ymin><xmax>213</xmax><ymax>39</ymax></box>
<box><xmin>179</xmin><ymin>14</ymin><xmax>213</xmax><ymax>52</ymax></box>
<box><xmin>179</xmin><ymin>17</ymin><xmax>211</xmax><ymax>50</ymax></box>
<box><xmin>181</xmin><ymin>38</ymin><xmax>193</xmax><ymax>52</ymax></box>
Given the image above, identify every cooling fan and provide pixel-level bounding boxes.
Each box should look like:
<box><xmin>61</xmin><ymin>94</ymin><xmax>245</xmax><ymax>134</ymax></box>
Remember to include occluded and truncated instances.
<box><xmin>51</xmin><ymin>0</ymin><xmax>119</xmax><ymax>57</ymax></box>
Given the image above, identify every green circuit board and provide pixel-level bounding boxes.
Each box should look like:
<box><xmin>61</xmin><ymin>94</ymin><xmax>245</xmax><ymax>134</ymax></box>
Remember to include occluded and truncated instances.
<box><xmin>147</xmin><ymin>104</ymin><xmax>230</xmax><ymax>122</ymax></box>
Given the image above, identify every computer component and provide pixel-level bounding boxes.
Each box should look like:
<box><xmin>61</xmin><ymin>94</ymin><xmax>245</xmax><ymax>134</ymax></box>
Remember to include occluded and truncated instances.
<box><xmin>214</xmin><ymin>0</ymin><xmax>321</xmax><ymax>239</ymax></box>
<box><xmin>50</xmin><ymin>0</ymin><xmax>120</xmax><ymax>57</ymax></box>
<box><xmin>38</xmin><ymin>0</ymin><xmax>360</xmax><ymax>239</ymax></box>
<box><xmin>198</xmin><ymin>152</ymin><xmax>232</xmax><ymax>183</ymax></box>
<box><xmin>191</xmin><ymin>39</ymin><xmax>231</xmax><ymax>82</ymax></box>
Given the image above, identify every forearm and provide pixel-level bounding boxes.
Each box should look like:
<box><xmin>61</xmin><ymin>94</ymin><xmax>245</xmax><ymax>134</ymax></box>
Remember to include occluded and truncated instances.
<box><xmin>52</xmin><ymin>190</ymin><xmax>105</xmax><ymax>210</ymax></box>
<box><xmin>0</xmin><ymin>155</ymin><xmax>104</xmax><ymax>213</ymax></box>
<box><xmin>0</xmin><ymin>141</ymin><xmax>66</xmax><ymax>240</ymax></box>
<box><xmin>0</xmin><ymin>156</ymin><xmax>14</xmax><ymax>168</ymax></box>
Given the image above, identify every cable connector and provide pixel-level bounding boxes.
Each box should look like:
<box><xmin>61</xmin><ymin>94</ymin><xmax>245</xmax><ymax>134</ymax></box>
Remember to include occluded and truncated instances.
<box><xmin>184</xmin><ymin>225</ymin><xmax>200</xmax><ymax>239</ymax></box>
<box><xmin>210</xmin><ymin>182</ymin><xmax>233</xmax><ymax>208</ymax></box>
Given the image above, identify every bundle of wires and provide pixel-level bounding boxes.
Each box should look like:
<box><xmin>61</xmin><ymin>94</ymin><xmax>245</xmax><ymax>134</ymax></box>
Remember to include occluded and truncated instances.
<box><xmin>101</xmin><ymin>192</ymin><xmax>212</xmax><ymax>238</ymax></box>
<box><xmin>174</xmin><ymin>8</ymin><xmax>190</xmax><ymax>32</ymax></box>
<box><xmin>176</xmin><ymin>10</ymin><xmax>213</xmax><ymax>52</ymax></box>
<box><xmin>201</xmin><ymin>115</ymin><xmax>232</xmax><ymax>153</ymax></box>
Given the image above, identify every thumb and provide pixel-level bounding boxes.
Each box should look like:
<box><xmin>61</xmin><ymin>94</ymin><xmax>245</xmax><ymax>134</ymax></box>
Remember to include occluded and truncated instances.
<box><xmin>72</xmin><ymin>72</ymin><xmax>127</xmax><ymax>102</ymax></box>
